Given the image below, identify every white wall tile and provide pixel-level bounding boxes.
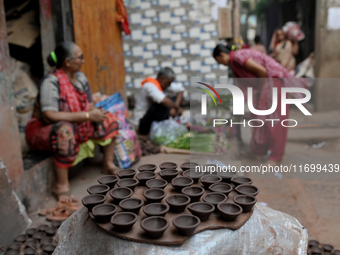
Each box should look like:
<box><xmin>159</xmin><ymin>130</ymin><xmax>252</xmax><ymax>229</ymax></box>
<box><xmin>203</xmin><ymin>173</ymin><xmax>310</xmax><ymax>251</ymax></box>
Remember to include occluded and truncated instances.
<box><xmin>147</xmin><ymin>59</ymin><xmax>159</xmax><ymax>67</ymax></box>
<box><xmin>142</xmin><ymin>35</ymin><xmax>153</xmax><ymax>43</ymax></box>
<box><xmin>174</xmin><ymin>8</ymin><xmax>186</xmax><ymax>16</ymax></box>
<box><xmin>200</xmin><ymin>33</ymin><xmax>211</xmax><ymax>41</ymax></box>
<box><xmin>132</xmin><ymin>46</ymin><xmax>144</xmax><ymax>56</ymax></box>
<box><xmin>189</xmin><ymin>27</ymin><xmax>201</xmax><ymax>38</ymax></box>
<box><xmin>133</xmin><ymin>62</ymin><xmax>144</xmax><ymax>72</ymax></box>
<box><xmin>143</xmin><ymin>68</ymin><xmax>154</xmax><ymax>75</ymax></box>
<box><xmin>199</xmin><ymin>17</ymin><xmax>210</xmax><ymax>24</ymax></box>
<box><xmin>169</xmin><ymin>0</ymin><xmax>180</xmax><ymax>8</ymax></box>
<box><xmin>188</xmin><ymin>10</ymin><xmax>197</xmax><ymax>19</ymax></box>
<box><xmin>205</xmin><ymin>57</ymin><xmax>216</xmax><ymax>65</ymax></box>
<box><xmin>175</xmin><ymin>58</ymin><xmax>187</xmax><ymax>66</ymax></box>
<box><xmin>161</xmin><ymin>45</ymin><xmax>172</xmax><ymax>55</ymax></box>
<box><xmin>160</xmin><ymin>28</ymin><xmax>172</xmax><ymax>39</ymax></box>
<box><xmin>141</xmin><ymin>19</ymin><xmax>152</xmax><ymax>26</ymax></box>
<box><xmin>171</xmin><ymin>50</ymin><xmax>182</xmax><ymax>58</ymax></box>
<box><xmin>190</xmin><ymin>60</ymin><xmax>202</xmax><ymax>71</ymax></box>
<box><xmin>176</xmin><ymin>74</ymin><xmax>188</xmax><ymax>82</ymax></box>
<box><xmin>134</xmin><ymin>78</ymin><xmax>144</xmax><ymax>88</ymax></box>
<box><xmin>146</xmin><ymin>43</ymin><xmax>158</xmax><ymax>51</ymax></box>
<box><xmin>205</xmin><ymin>73</ymin><xmax>217</xmax><ymax>79</ymax></box>
<box><xmin>123</xmin><ymin>44</ymin><xmax>130</xmax><ymax>51</ymax></box>
<box><xmin>140</xmin><ymin>2</ymin><xmax>151</xmax><ymax>9</ymax></box>
<box><xmin>204</xmin><ymin>40</ymin><xmax>216</xmax><ymax>49</ymax></box>
<box><xmin>170</xmin><ymin>17</ymin><xmax>181</xmax><ymax>25</ymax></box>
<box><xmin>146</xmin><ymin>26</ymin><xmax>157</xmax><ymax>34</ymax></box>
<box><xmin>174</xmin><ymin>25</ymin><xmax>186</xmax><ymax>33</ymax></box>
<box><xmin>159</xmin><ymin>0</ymin><xmax>170</xmax><ymax>5</ymax></box>
<box><xmin>143</xmin><ymin>51</ymin><xmax>154</xmax><ymax>59</ymax></box>
<box><xmin>131</xmin><ymin>30</ymin><xmax>143</xmax><ymax>41</ymax></box>
<box><xmin>175</xmin><ymin>41</ymin><xmax>187</xmax><ymax>50</ymax></box>
<box><xmin>189</xmin><ymin>44</ymin><xmax>201</xmax><ymax>54</ymax></box>
<box><xmin>130</xmin><ymin>13</ymin><xmax>142</xmax><ymax>24</ymax></box>
<box><xmin>145</xmin><ymin>9</ymin><xmax>157</xmax><ymax>18</ymax></box>
<box><xmin>159</xmin><ymin>12</ymin><xmax>171</xmax><ymax>23</ymax></box>
<box><xmin>124</xmin><ymin>59</ymin><xmax>130</xmax><ymax>67</ymax></box>
<box><xmin>204</xmin><ymin>24</ymin><xmax>216</xmax><ymax>32</ymax></box>
<box><xmin>200</xmin><ymin>49</ymin><xmax>211</xmax><ymax>57</ymax></box>
<box><xmin>170</xmin><ymin>34</ymin><xmax>181</xmax><ymax>42</ymax></box>
<box><xmin>201</xmin><ymin>66</ymin><xmax>211</xmax><ymax>73</ymax></box>
<box><xmin>172</xmin><ymin>66</ymin><xmax>182</xmax><ymax>74</ymax></box>
<box><xmin>161</xmin><ymin>61</ymin><xmax>173</xmax><ymax>68</ymax></box>
<box><xmin>125</xmin><ymin>75</ymin><xmax>131</xmax><ymax>83</ymax></box>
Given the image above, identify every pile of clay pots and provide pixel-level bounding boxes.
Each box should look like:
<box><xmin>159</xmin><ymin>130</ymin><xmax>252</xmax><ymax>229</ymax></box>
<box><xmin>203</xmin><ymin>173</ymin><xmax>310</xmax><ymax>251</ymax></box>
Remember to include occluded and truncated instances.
<box><xmin>308</xmin><ymin>240</ymin><xmax>340</xmax><ymax>255</ymax></box>
<box><xmin>82</xmin><ymin>162</ymin><xmax>259</xmax><ymax>239</ymax></box>
<box><xmin>4</xmin><ymin>221</ymin><xmax>61</xmax><ymax>255</ymax></box>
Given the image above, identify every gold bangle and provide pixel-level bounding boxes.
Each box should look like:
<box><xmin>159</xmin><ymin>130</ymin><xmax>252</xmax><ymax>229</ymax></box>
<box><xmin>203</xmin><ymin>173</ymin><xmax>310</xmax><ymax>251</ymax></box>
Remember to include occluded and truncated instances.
<box><xmin>85</xmin><ymin>112</ymin><xmax>89</xmax><ymax>120</ymax></box>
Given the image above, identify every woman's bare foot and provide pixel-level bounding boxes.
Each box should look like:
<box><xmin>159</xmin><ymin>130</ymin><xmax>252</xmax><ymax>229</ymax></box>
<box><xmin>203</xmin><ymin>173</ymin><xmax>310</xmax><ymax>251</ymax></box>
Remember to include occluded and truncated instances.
<box><xmin>102</xmin><ymin>162</ymin><xmax>120</xmax><ymax>175</ymax></box>
<box><xmin>53</xmin><ymin>184</ymin><xmax>77</xmax><ymax>203</ymax></box>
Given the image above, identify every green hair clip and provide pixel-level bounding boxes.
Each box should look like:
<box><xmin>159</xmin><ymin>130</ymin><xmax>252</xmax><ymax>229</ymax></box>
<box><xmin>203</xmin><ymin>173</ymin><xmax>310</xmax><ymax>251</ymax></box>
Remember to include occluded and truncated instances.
<box><xmin>50</xmin><ymin>51</ymin><xmax>58</xmax><ymax>64</ymax></box>
<box><xmin>231</xmin><ymin>45</ymin><xmax>236</xmax><ymax>51</ymax></box>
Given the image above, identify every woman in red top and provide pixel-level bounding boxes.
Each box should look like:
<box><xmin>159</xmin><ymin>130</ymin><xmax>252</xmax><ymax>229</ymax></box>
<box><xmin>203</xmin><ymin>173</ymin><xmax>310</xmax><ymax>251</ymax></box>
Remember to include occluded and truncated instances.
<box><xmin>213</xmin><ymin>44</ymin><xmax>306</xmax><ymax>165</ymax></box>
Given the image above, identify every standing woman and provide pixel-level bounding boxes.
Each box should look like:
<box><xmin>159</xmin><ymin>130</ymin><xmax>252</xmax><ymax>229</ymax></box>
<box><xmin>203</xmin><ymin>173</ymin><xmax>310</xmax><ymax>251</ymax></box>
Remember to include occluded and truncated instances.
<box><xmin>26</xmin><ymin>42</ymin><xmax>119</xmax><ymax>203</ymax></box>
<box><xmin>213</xmin><ymin>45</ymin><xmax>306</xmax><ymax>165</ymax></box>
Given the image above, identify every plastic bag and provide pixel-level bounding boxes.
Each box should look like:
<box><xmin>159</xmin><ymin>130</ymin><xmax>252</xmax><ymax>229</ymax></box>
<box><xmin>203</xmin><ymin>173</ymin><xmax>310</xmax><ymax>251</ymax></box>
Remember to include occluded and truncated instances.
<box><xmin>282</xmin><ymin>22</ymin><xmax>305</xmax><ymax>41</ymax></box>
<box><xmin>150</xmin><ymin>119</ymin><xmax>188</xmax><ymax>145</ymax></box>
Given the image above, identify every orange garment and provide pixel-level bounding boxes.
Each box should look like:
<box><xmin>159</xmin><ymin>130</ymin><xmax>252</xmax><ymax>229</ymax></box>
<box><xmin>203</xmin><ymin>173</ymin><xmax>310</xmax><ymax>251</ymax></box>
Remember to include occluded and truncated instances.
<box><xmin>141</xmin><ymin>77</ymin><xmax>163</xmax><ymax>92</ymax></box>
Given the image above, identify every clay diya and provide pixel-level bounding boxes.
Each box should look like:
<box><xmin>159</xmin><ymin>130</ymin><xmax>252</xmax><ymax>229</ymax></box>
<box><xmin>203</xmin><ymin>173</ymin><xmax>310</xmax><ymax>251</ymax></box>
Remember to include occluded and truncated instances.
<box><xmin>144</xmin><ymin>188</ymin><xmax>167</xmax><ymax>203</ymax></box>
<box><xmin>97</xmin><ymin>175</ymin><xmax>118</xmax><ymax>189</ymax></box>
<box><xmin>218</xmin><ymin>171</ymin><xmax>238</xmax><ymax>183</ymax></box>
<box><xmin>187</xmin><ymin>202</ymin><xmax>215</xmax><ymax>222</ymax></box>
<box><xmin>87</xmin><ymin>184</ymin><xmax>110</xmax><ymax>195</ymax></box>
<box><xmin>200</xmin><ymin>175</ymin><xmax>222</xmax><ymax>189</ymax></box>
<box><xmin>25</xmin><ymin>239</ymin><xmax>38</xmax><ymax>249</ymax></box>
<box><xmin>109</xmin><ymin>187</ymin><xmax>133</xmax><ymax>204</ymax></box>
<box><xmin>171</xmin><ymin>176</ymin><xmax>194</xmax><ymax>191</ymax></box>
<box><xmin>159</xmin><ymin>169</ymin><xmax>179</xmax><ymax>182</ymax></box>
<box><xmin>6</xmin><ymin>243</ymin><xmax>21</xmax><ymax>251</ymax></box>
<box><xmin>181</xmin><ymin>186</ymin><xmax>205</xmax><ymax>202</ymax></box>
<box><xmin>146</xmin><ymin>179</ymin><xmax>168</xmax><ymax>189</ymax></box>
<box><xmin>333</xmin><ymin>250</ymin><xmax>340</xmax><ymax>255</ymax></box>
<box><xmin>119</xmin><ymin>198</ymin><xmax>144</xmax><ymax>214</ymax></box>
<box><xmin>24</xmin><ymin>247</ymin><xmax>37</xmax><ymax>255</ymax></box>
<box><xmin>231</xmin><ymin>176</ymin><xmax>253</xmax><ymax>186</ymax></box>
<box><xmin>42</xmin><ymin>244</ymin><xmax>55</xmax><ymax>255</ymax></box>
<box><xmin>310</xmin><ymin>247</ymin><xmax>323</xmax><ymax>255</ymax></box>
<box><xmin>38</xmin><ymin>224</ymin><xmax>48</xmax><ymax>232</ymax></box>
<box><xmin>110</xmin><ymin>212</ymin><xmax>138</xmax><ymax>232</ymax></box>
<box><xmin>235</xmin><ymin>184</ymin><xmax>259</xmax><ymax>197</ymax></box>
<box><xmin>32</xmin><ymin>231</ymin><xmax>46</xmax><ymax>241</ymax></box>
<box><xmin>180</xmin><ymin>162</ymin><xmax>199</xmax><ymax>171</ymax></box>
<box><xmin>308</xmin><ymin>240</ymin><xmax>319</xmax><ymax>249</ymax></box>
<box><xmin>6</xmin><ymin>250</ymin><xmax>20</xmax><ymax>255</ymax></box>
<box><xmin>160</xmin><ymin>162</ymin><xmax>178</xmax><ymax>170</ymax></box>
<box><xmin>25</xmin><ymin>228</ymin><xmax>37</xmax><ymax>237</ymax></box>
<box><xmin>136</xmin><ymin>172</ymin><xmax>157</xmax><ymax>186</ymax></box>
<box><xmin>116</xmin><ymin>169</ymin><xmax>136</xmax><ymax>179</ymax></box>
<box><xmin>217</xmin><ymin>202</ymin><xmax>243</xmax><ymax>221</ymax></box>
<box><xmin>92</xmin><ymin>203</ymin><xmax>118</xmax><ymax>223</ymax></box>
<box><xmin>233</xmin><ymin>195</ymin><xmax>257</xmax><ymax>213</ymax></box>
<box><xmin>137</xmin><ymin>164</ymin><xmax>157</xmax><ymax>172</ymax></box>
<box><xmin>117</xmin><ymin>178</ymin><xmax>139</xmax><ymax>191</ymax></box>
<box><xmin>141</xmin><ymin>216</ymin><xmax>169</xmax><ymax>238</ymax></box>
<box><xmin>81</xmin><ymin>194</ymin><xmax>106</xmax><ymax>211</ymax></box>
<box><xmin>202</xmin><ymin>192</ymin><xmax>227</xmax><ymax>210</ymax></box>
<box><xmin>143</xmin><ymin>203</ymin><xmax>170</xmax><ymax>217</ymax></box>
<box><xmin>209</xmin><ymin>183</ymin><xmax>233</xmax><ymax>195</ymax></box>
<box><xmin>323</xmin><ymin>244</ymin><xmax>334</xmax><ymax>252</ymax></box>
<box><xmin>44</xmin><ymin>227</ymin><xmax>56</xmax><ymax>236</ymax></box>
<box><xmin>173</xmin><ymin>214</ymin><xmax>201</xmax><ymax>236</ymax></box>
<box><xmin>14</xmin><ymin>234</ymin><xmax>28</xmax><ymax>243</ymax></box>
<box><xmin>51</xmin><ymin>220</ymin><xmax>62</xmax><ymax>229</ymax></box>
<box><xmin>182</xmin><ymin>169</ymin><xmax>204</xmax><ymax>183</ymax></box>
<box><xmin>40</xmin><ymin>237</ymin><xmax>54</xmax><ymax>246</ymax></box>
<box><xmin>165</xmin><ymin>194</ymin><xmax>191</xmax><ymax>213</ymax></box>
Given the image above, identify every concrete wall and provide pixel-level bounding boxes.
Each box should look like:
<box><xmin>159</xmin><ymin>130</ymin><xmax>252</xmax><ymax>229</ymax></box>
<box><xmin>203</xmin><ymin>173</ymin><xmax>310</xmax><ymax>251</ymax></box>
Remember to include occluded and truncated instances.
<box><xmin>314</xmin><ymin>0</ymin><xmax>340</xmax><ymax>111</ymax></box>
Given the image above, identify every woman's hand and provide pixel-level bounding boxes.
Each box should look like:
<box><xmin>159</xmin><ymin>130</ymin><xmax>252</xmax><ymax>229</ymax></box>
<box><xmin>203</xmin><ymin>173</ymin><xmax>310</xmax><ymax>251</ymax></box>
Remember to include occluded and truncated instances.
<box><xmin>89</xmin><ymin>108</ymin><xmax>107</xmax><ymax>123</ymax></box>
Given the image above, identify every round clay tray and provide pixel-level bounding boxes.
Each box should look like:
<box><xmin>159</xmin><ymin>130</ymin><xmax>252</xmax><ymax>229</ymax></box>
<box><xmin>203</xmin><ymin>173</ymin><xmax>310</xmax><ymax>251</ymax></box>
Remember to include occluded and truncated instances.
<box><xmin>32</xmin><ymin>231</ymin><xmax>46</xmax><ymax>241</ymax></box>
<box><xmin>38</xmin><ymin>224</ymin><xmax>48</xmax><ymax>232</ymax></box>
<box><xmin>159</xmin><ymin>169</ymin><xmax>179</xmax><ymax>182</ymax></box>
<box><xmin>26</xmin><ymin>228</ymin><xmax>37</xmax><ymax>237</ymax></box>
<box><xmin>233</xmin><ymin>195</ymin><xmax>257</xmax><ymax>213</ymax></box>
<box><xmin>25</xmin><ymin>239</ymin><xmax>38</xmax><ymax>248</ymax></box>
<box><xmin>172</xmin><ymin>214</ymin><xmax>201</xmax><ymax>236</ymax></box>
<box><xmin>117</xmin><ymin>169</ymin><xmax>136</xmax><ymax>179</ymax></box>
<box><xmin>93</xmin><ymin>203</ymin><xmax>118</xmax><ymax>223</ymax></box>
<box><xmin>14</xmin><ymin>234</ymin><xmax>28</xmax><ymax>243</ymax></box>
<box><xmin>117</xmin><ymin>178</ymin><xmax>139</xmax><ymax>191</ymax></box>
<box><xmin>44</xmin><ymin>227</ymin><xmax>56</xmax><ymax>236</ymax></box>
<box><xmin>182</xmin><ymin>169</ymin><xmax>204</xmax><ymax>183</ymax></box>
<box><xmin>136</xmin><ymin>172</ymin><xmax>157</xmax><ymax>186</ymax></box>
<box><xmin>209</xmin><ymin>183</ymin><xmax>233</xmax><ymax>195</ymax></box>
<box><xmin>143</xmin><ymin>203</ymin><xmax>170</xmax><ymax>217</ymax></box>
<box><xmin>87</xmin><ymin>184</ymin><xmax>110</xmax><ymax>195</ymax></box>
<box><xmin>119</xmin><ymin>198</ymin><xmax>144</xmax><ymax>214</ymax></box>
<box><xmin>109</xmin><ymin>187</ymin><xmax>133</xmax><ymax>204</ymax></box>
<box><xmin>23</xmin><ymin>247</ymin><xmax>37</xmax><ymax>255</ymax></box>
<box><xmin>144</xmin><ymin>188</ymin><xmax>167</xmax><ymax>203</ymax></box>
<box><xmin>82</xmin><ymin>194</ymin><xmax>106</xmax><ymax>211</ymax></box>
<box><xmin>310</xmin><ymin>247</ymin><xmax>323</xmax><ymax>255</ymax></box>
<box><xmin>42</xmin><ymin>244</ymin><xmax>56</xmax><ymax>254</ymax></box>
<box><xmin>187</xmin><ymin>202</ymin><xmax>215</xmax><ymax>222</ymax></box>
<box><xmin>159</xmin><ymin>162</ymin><xmax>178</xmax><ymax>170</ymax></box>
<box><xmin>141</xmin><ymin>216</ymin><xmax>169</xmax><ymax>239</ymax></box>
<box><xmin>40</xmin><ymin>237</ymin><xmax>54</xmax><ymax>246</ymax></box>
<box><xmin>97</xmin><ymin>175</ymin><xmax>118</xmax><ymax>189</ymax></box>
<box><xmin>180</xmin><ymin>162</ymin><xmax>199</xmax><ymax>171</ymax></box>
<box><xmin>171</xmin><ymin>176</ymin><xmax>194</xmax><ymax>191</ymax></box>
<box><xmin>146</xmin><ymin>179</ymin><xmax>168</xmax><ymax>189</ymax></box>
<box><xmin>111</xmin><ymin>212</ymin><xmax>138</xmax><ymax>232</ymax></box>
<box><xmin>308</xmin><ymin>240</ymin><xmax>319</xmax><ymax>249</ymax></box>
<box><xmin>322</xmin><ymin>244</ymin><xmax>334</xmax><ymax>252</ymax></box>
<box><xmin>235</xmin><ymin>184</ymin><xmax>259</xmax><ymax>196</ymax></box>
<box><xmin>181</xmin><ymin>186</ymin><xmax>205</xmax><ymax>202</ymax></box>
<box><xmin>231</xmin><ymin>176</ymin><xmax>253</xmax><ymax>186</ymax></box>
<box><xmin>138</xmin><ymin>164</ymin><xmax>157</xmax><ymax>172</ymax></box>
<box><xmin>202</xmin><ymin>192</ymin><xmax>227</xmax><ymax>209</ymax></box>
<box><xmin>200</xmin><ymin>175</ymin><xmax>222</xmax><ymax>189</ymax></box>
<box><xmin>333</xmin><ymin>250</ymin><xmax>340</xmax><ymax>255</ymax></box>
<box><xmin>51</xmin><ymin>220</ymin><xmax>62</xmax><ymax>229</ymax></box>
<box><xmin>217</xmin><ymin>202</ymin><xmax>243</xmax><ymax>221</ymax></box>
<box><xmin>165</xmin><ymin>194</ymin><xmax>191</xmax><ymax>213</ymax></box>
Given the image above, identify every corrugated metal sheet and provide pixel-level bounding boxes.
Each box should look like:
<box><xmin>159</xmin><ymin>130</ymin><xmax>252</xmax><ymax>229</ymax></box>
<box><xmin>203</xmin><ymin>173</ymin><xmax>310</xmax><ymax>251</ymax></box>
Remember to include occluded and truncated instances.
<box><xmin>72</xmin><ymin>0</ymin><xmax>125</xmax><ymax>96</ymax></box>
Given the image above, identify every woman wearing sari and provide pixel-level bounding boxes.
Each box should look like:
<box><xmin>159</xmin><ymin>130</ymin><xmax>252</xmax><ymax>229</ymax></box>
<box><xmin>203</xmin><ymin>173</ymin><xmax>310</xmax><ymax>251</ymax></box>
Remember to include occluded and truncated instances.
<box><xmin>26</xmin><ymin>42</ymin><xmax>119</xmax><ymax>203</ymax></box>
<box><xmin>213</xmin><ymin>44</ymin><xmax>306</xmax><ymax>165</ymax></box>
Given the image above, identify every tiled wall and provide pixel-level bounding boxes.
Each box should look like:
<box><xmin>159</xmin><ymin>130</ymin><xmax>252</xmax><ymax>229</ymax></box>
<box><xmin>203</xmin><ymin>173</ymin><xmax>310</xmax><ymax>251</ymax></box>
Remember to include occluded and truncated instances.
<box><xmin>123</xmin><ymin>0</ymin><xmax>228</xmax><ymax>89</ymax></box>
